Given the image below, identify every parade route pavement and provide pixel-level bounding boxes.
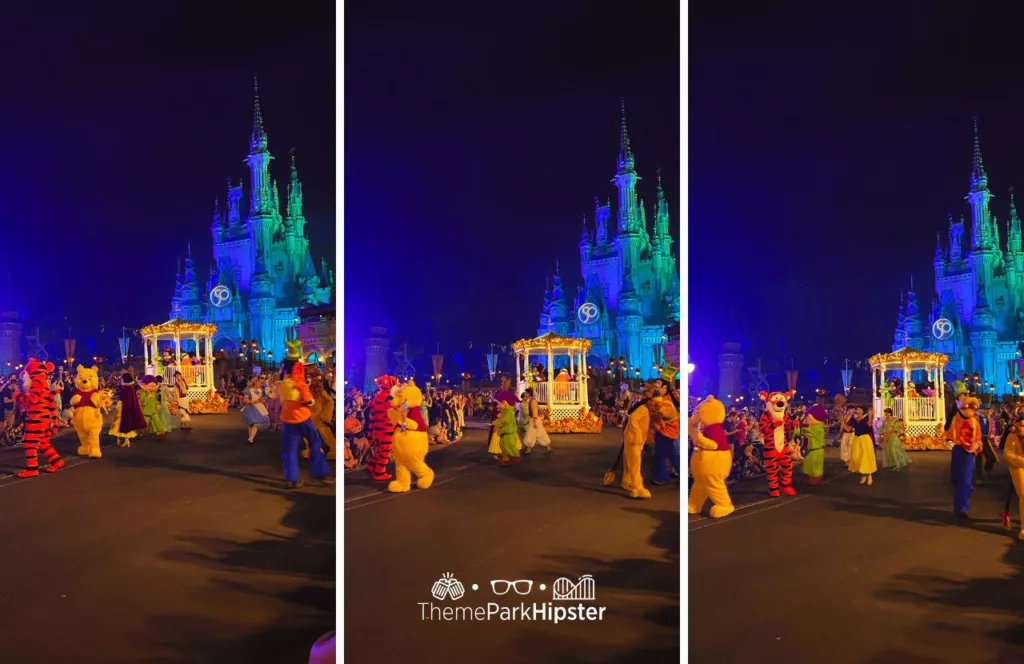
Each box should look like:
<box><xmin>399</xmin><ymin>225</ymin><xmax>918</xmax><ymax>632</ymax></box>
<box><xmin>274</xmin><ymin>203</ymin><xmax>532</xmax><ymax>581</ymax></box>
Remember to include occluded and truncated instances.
<box><xmin>0</xmin><ymin>415</ymin><xmax>334</xmax><ymax>664</ymax></box>
<box><xmin>690</xmin><ymin>447</ymin><xmax>1024</xmax><ymax>663</ymax></box>
<box><xmin>344</xmin><ymin>425</ymin><xmax>681</xmax><ymax>664</ymax></box>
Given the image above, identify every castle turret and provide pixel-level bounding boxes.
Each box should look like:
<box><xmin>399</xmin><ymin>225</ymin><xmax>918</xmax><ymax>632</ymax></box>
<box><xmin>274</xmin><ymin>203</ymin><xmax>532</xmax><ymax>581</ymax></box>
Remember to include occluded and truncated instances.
<box><xmin>549</xmin><ymin>263</ymin><xmax>570</xmax><ymax>336</ymax></box>
<box><xmin>933</xmin><ymin>231</ymin><xmax>946</xmax><ymax>280</ymax></box>
<box><xmin>248</xmin><ymin>252</ymin><xmax>277</xmax><ymax>348</ymax></box>
<box><xmin>227</xmin><ymin>178</ymin><xmax>243</xmax><ymax>229</ymax></box>
<box><xmin>616</xmin><ymin>271</ymin><xmax>643</xmax><ymax>367</ymax></box>
<box><xmin>972</xmin><ymin>277</ymin><xmax>997</xmax><ymax>381</ymax></box>
<box><xmin>1011</xmin><ymin>186</ymin><xmax>1023</xmax><ymax>256</ymax></box>
<box><xmin>968</xmin><ymin>117</ymin><xmax>994</xmax><ymax>251</ymax></box>
<box><xmin>538</xmin><ymin>277</ymin><xmax>551</xmax><ymax>333</ymax></box>
<box><xmin>579</xmin><ymin>214</ymin><xmax>593</xmax><ymax>263</ymax></box>
<box><xmin>892</xmin><ymin>291</ymin><xmax>907</xmax><ymax>350</ymax></box>
<box><xmin>905</xmin><ymin>276</ymin><xmax>924</xmax><ymax>348</ymax></box>
<box><xmin>594</xmin><ymin>197</ymin><xmax>610</xmax><ymax>246</ymax></box>
<box><xmin>246</xmin><ymin>76</ymin><xmax>274</xmax><ymax>216</ymax></box>
<box><xmin>180</xmin><ymin>246</ymin><xmax>203</xmax><ymax>322</ymax></box>
<box><xmin>170</xmin><ymin>259</ymin><xmax>183</xmax><ymax>319</ymax></box>
<box><xmin>612</xmin><ymin>98</ymin><xmax>643</xmax><ymax>288</ymax></box>
<box><xmin>211</xmin><ymin>196</ymin><xmax>225</xmax><ymax>244</ymax></box>
<box><xmin>949</xmin><ymin>213</ymin><xmax>965</xmax><ymax>263</ymax></box>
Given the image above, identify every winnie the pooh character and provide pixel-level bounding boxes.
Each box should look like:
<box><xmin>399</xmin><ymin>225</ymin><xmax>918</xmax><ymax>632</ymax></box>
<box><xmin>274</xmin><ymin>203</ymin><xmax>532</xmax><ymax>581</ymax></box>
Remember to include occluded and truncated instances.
<box><xmin>946</xmin><ymin>392</ymin><xmax>981</xmax><ymax>518</ymax></box>
<box><xmin>138</xmin><ymin>375</ymin><xmax>167</xmax><ymax>438</ymax></box>
<box><xmin>687</xmin><ymin>395</ymin><xmax>735</xmax><ymax>518</ymax></box>
<box><xmin>69</xmin><ymin>365</ymin><xmax>112</xmax><ymax>458</ymax></box>
<box><xmin>386</xmin><ymin>380</ymin><xmax>434</xmax><ymax>493</ymax></box>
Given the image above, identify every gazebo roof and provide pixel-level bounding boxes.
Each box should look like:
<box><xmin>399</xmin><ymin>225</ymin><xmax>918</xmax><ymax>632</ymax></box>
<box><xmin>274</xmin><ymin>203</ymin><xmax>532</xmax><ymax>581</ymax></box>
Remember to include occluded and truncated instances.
<box><xmin>868</xmin><ymin>346</ymin><xmax>949</xmax><ymax>369</ymax></box>
<box><xmin>512</xmin><ymin>332</ymin><xmax>591</xmax><ymax>353</ymax></box>
<box><xmin>140</xmin><ymin>318</ymin><xmax>218</xmax><ymax>338</ymax></box>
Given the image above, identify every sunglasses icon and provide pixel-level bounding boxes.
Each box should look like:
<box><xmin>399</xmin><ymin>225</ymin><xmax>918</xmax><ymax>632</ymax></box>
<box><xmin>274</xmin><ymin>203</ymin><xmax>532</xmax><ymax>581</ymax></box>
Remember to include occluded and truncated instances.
<box><xmin>490</xmin><ymin>580</ymin><xmax>533</xmax><ymax>596</ymax></box>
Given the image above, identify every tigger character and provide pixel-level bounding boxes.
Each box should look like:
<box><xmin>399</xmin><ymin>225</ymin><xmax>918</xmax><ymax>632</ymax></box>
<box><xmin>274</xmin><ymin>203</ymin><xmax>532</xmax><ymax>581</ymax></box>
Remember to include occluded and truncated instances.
<box><xmin>758</xmin><ymin>390</ymin><xmax>797</xmax><ymax>497</ymax></box>
<box><xmin>365</xmin><ymin>374</ymin><xmax>398</xmax><ymax>481</ymax></box>
<box><xmin>17</xmin><ymin>358</ymin><xmax>64</xmax><ymax>478</ymax></box>
<box><xmin>70</xmin><ymin>365</ymin><xmax>112</xmax><ymax>458</ymax></box>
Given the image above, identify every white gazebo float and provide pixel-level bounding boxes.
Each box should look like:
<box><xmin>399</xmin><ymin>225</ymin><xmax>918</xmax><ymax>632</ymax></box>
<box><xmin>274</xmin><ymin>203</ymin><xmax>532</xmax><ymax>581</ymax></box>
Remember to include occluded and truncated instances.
<box><xmin>140</xmin><ymin>318</ymin><xmax>217</xmax><ymax>399</ymax></box>
<box><xmin>869</xmin><ymin>347</ymin><xmax>949</xmax><ymax>451</ymax></box>
<box><xmin>512</xmin><ymin>332</ymin><xmax>594</xmax><ymax>422</ymax></box>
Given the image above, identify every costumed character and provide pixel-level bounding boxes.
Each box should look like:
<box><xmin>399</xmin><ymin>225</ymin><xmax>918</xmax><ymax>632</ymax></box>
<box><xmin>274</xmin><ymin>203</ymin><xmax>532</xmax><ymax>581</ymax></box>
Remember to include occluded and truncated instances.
<box><xmin>490</xmin><ymin>390</ymin><xmax>522</xmax><ymax>466</ymax></box>
<box><xmin>279</xmin><ymin>340</ymin><xmax>333</xmax><ymax>488</ymax></box>
<box><xmin>758</xmin><ymin>390</ymin><xmax>797</xmax><ymax>497</ymax></box>
<box><xmin>265</xmin><ymin>378</ymin><xmax>282</xmax><ymax>432</ymax></box>
<box><xmin>138</xmin><ymin>376</ymin><xmax>167</xmax><ymax>438</ymax></box>
<box><xmin>946</xmin><ymin>392</ymin><xmax>981</xmax><ymax>518</ymax></box>
<box><xmin>687</xmin><ymin>395</ymin><xmax>734</xmax><ymax>517</ymax></box>
<box><xmin>70</xmin><ymin>365</ymin><xmax>113</xmax><ymax>458</ymax></box>
<box><xmin>156</xmin><ymin>376</ymin><xmax>175</xmax><ymax>431</ymax></box>
<box><xmin>839</xmin><ymin>406</ymin><xmax>854</xmax><ymax>467</ymax></box>
<box><xmin>554</xmin><ymin>368</ymin><xmax>570</xmax><ymax>400</ymax></box>
<box><xmin>365</xmin><ymin>375</ymin><xmax>399</xmax><ymax>481</ymax></box>
<box><xmin>906</xmin><ymin>382</ymin><xmax>918</xmax><ymax>399</ymax></box>
<box><xmin>879</xmin><ymin>408</ymin><xmax>911</xmax><ymax>471</ymax></box>
<box><xmin>308</xmin><ymin>372</ymin><xmax>337</xmax><ymax>460</ymax></box>
<box><xmin>241</xmin><ymin>376</ymin><xmax>271</xmax><ymax>444</ymax></box>
<box><xmin>603</xmin><ymin>381</ymin><xmax>655</xmax><ymax>499</ymax></box>
<box><xmin>343</xmin><ymin>410</ymin><xmax>363</xmax><ymax>469</ymax></box>
<box><xmin>848</xmin><ymin>405</ymin><xmax>878</xmax><ymax>484</ymax></box>
<box><xmin>109</xmin><ymin>372</ymin><xmax>145</xmax><ymax>447</ymax></box>
<box><xmin>974</xmin><ymin>397</ymin><xmax>999</xmax><ymax>485</ymax></box>
<box><xmin>649</xmin><ymin>365</ymin><xmax>681</xmax><ymax>485</ymax></box>
<box><xmin>174</xmin><ymin>371</ymin><xmax>192</xmax><ymax>430</ymax></box>
<box><xmin>1000</xmin><ymin>415</ymin><xmax>1024</xmax><ymax>539</ymax></box>
<box><xmin>789</xmin><ymin>415</ymin><xmax>804</xmax><ymax>464</ymax></box>
<box><xmin>521</xmin><ymin>388</ymin><xmax>552</xmax><ymax>454</ymax></box>
<box><xmin>17</xmin><ymin>358</ymin><xmax>64</xmax><ymax>478</ymax></box>
<box><xmin>802</xmin><ymin>404</ymin><xmax>828</xmax><ymax>485</ymax></box>
<box><xmin>386</xmin><ymin>379</ymin><xmax>434</xmax><ymax>491</ymax></box>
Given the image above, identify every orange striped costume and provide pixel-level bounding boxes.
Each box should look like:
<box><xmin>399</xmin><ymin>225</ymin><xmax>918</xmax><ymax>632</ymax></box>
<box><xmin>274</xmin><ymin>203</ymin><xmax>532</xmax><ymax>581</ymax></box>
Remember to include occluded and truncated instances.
<box><xmin>18</xmin><ymin>358</ymin><xmax>64</xmax><ymax>478</ymax></box>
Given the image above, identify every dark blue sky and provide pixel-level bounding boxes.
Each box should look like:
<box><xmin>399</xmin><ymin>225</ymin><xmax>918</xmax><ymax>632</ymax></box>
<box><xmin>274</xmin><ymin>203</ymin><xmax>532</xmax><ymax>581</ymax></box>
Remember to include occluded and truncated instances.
<box><xmin>691</xmin><ymin>3</ymin><xmax>1024</xmax><ymax>390</ymax></box>
<box><xmin>0</xmin><ymin>3</ymin><xmax>334</xmax><ymax>342</ymax></box>
<box><xmin>343</xmin><ymin>1</ymin><xmax>680</xmax><ymax>376</ymax></box>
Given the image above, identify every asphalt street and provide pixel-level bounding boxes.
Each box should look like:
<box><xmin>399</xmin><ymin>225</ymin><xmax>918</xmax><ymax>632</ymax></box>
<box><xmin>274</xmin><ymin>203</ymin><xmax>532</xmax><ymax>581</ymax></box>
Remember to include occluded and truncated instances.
<box><xmin>0</xmin><ymin>415</ymin><xmax>335</xmax><ymax>664</ymax></box>
<box><xmin>343</xmin><ymin>425</ymin><xmax>681</xmax><ymax>664</ymax></box>
<box><xmin>690</xmin><ymin>447</ymin><xmax>1024</xmax><ymax>664</ymax></box>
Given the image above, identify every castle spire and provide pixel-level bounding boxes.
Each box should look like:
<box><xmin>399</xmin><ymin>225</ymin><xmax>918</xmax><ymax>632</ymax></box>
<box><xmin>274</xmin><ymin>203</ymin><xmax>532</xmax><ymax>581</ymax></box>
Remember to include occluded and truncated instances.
<box><xmin>970</xmin><ymin>115</ymin><xmax>988</xmax><ymax>192</ymax></box>
<box><xmin>287</xmin><ymin>147</ymin><xmax>304</xmax><ymax>220</ymax></box>
<box><xmin>935</xmin><ymin>231</ymin><xmax>942</xmax><ymax>259</ymax></box>
<box><xmin>250</xmin><ymin>74</ymin><xmax>267</xmax><ymax>153</ymax></box>
<box><xmin>1011</xmin><ymin>184</ymin><xmax>1018</xmax><ymax>216</ymax></box>
<box><xmin>616</xmin><ymin>96</ymin><xmax>634</xmax><ymax>174</ymax></box>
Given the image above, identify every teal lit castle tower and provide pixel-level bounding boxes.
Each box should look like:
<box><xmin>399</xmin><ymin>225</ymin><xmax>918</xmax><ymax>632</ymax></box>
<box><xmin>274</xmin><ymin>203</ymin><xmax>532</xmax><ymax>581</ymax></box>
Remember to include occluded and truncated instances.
<box><xmin>537</xmin><ymin>99</ymin><xmax>680</xmax><ymax>379</ymax></box>
<box><xmin>893</xmin><ymin>117</ymin><xmax>1024</xmax><ymax>392</ymax></box>
<box><xmin>170</xmin><ymin>78</ymin><xmax>334</xmax><ymax>359</ymax></box>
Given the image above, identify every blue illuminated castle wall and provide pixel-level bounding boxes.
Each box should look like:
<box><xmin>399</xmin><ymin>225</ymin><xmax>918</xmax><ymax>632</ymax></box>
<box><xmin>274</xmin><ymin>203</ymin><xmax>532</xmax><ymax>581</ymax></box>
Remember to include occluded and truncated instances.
<box><xmin>170</xmin><ymin>80</ymin><xmax>333</xmax><ymax>359</ymax></box>
<box><xmin>893</xmin><ymin>119</ymin><xmax>1024</xmax><ymax>393</ymax></box>
<box><xmin>537</xmin><ymin>101</ymin><xmax>680</xmax><ymax>379</ymax></box>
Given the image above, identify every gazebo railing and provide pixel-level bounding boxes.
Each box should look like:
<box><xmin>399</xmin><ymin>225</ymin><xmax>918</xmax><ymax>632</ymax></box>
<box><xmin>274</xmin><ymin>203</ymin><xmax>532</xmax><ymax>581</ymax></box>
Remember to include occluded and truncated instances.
<box><xmin>887</xmin><ymin>396</ymin><xmax>937</xmax><ymax>421</ymax></box>
<box><xmin>534</xmin><ymin>381</ymin><xmax>581</xmax><ymax>405</ymax></box>
<box><xmin>163</xmin><ymin>365</ymin><xmax>215</xmax><ymax>392</ymax></box>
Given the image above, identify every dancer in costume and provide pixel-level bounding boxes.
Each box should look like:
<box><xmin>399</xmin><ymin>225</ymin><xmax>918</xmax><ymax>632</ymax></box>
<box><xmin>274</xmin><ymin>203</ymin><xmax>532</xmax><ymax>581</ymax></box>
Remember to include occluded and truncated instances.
<box><xmin>974</xmin><ymin>399</ymin><xmax>999</xmax><ymax>486</ymax></box>
<box><xmin>240</xmin><ymin>376</ymin><xmax>270</xmax><ymax>444</ymax></box>
<box><xmin>365</xmin><ymin>374</ymin><xmax>398</xmax><ymax>481</ymax></box>
<box><xmin>385</xmin><ymin>379</ymin><xmax>434</xmax><ymax>491</ymax></box>
<box><xmin>880</xmin><ymin>408</ymin><xmax>911</xmax><ymax>471</ymax></box>
<box><xmin>309</xmin><ymin>372</ymin><xmax>337</xmax><ymax>460</ymax></box>
<box><xmin>649</xmin><ymin>366</ymin><xmax>681</xmax><ymax>485</ymax></box>
<box><xmin>604</xmin><ymin>381</ymin><xmax>656</xmax><ymax>499</ymax></box>
<box><xmin>839</xmin><ymin>406</ymin><xmax>854</xmax><ymax>467</ymax></box>
<box><xmin>110</xmin><ymin>372</ymin><xmax>145</xmax><ymax>447</ymax></box>
<box><xmin>279</xmin><ymin>339</ymin><xmax>333</xmax><ymax>489</ymax></box>
<box><xmin>155</xmin><ymin>376</ymin><xmax>174</xmax><ymax>432</ymax></box>
<box><xmin>758</xmin><ymin>390</ymin><xmax>797</xmax><ymax>497</ymax></box>
<box><xmin>70</xmin><ymin>365</ymin><xmax>112</xmax><ymax>458</ymax></box>
<box><xmin>492</xmin><ymin>390</ymin><xmax>521</xmax><ymax>466</ymax></box>
<box><xmin>801</xmin><ymin>404</ymin><xmax>828</xmax><ymax>485</ymax></box>
<box><xmin>848</xmin><ymin>405</ymin><xmax>878</xmax><ymax>485</ymax></box>
<box><xmin>265</xmin><ymin>376</ymin><xmax>282</xmax><ymax>433</ymax></box>
<box><xmin>138</xmin><ymin>376</ymin><xmax>168</xmax><ymax>439</ymax></box>
<box><xmin>174</xmin><ymin>370</ymin><xmax>192</xmax><ymax>430</ymax></box>
<box><xmin>1000</xmin><ymin>414</ymin><xmax>1024</xmax><ymax>539</ymax></box>
<box><xmin>17</xmin><ymin>358</ymin><xmax>64</xmax><ymax>478</ymax></box>
<box><xmin>687</xmin><ymin>395</ymin><xmax>734</xmax><ymax>517</ymax></box>
<box><xmin>946</xmin><ymin>392</ymin><xmax>981</xmax><ymax>519</ymax></box>
<box><xmin>521</xmin><ymin>387</ymin><xmax>552</xmax><ymax>455</ymax></box>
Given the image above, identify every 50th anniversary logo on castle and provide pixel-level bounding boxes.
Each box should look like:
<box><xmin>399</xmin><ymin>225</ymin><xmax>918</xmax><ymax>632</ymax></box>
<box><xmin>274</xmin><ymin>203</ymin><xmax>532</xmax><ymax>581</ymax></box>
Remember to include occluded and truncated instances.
<box><xmin>419</xmin><ymin>572</ymin><xmax>607</xmax><ymax>624</ymax></box>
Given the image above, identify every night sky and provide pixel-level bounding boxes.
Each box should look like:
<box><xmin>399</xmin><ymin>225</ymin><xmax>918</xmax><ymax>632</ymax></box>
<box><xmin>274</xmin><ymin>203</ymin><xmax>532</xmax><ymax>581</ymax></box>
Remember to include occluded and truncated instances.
<box><xmin>690</xmin><ymin>3</ymin><xmax>1024</xmax><ymax>392</ymax></box>
<box><xmin>343</xmin><ymin>1</ymin><xmax>680</xmax><ymax>379</ymax></box>
<box><xmin>0</xmin><ymin>3</ymin><xmax>334</xmax><ymax>351</ymax></box>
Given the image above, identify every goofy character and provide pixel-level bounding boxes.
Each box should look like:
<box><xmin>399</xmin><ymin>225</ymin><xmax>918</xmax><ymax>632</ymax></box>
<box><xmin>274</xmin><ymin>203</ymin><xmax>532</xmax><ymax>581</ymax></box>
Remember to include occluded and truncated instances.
<box><xmin>946</xmin><ymin>392</ymin><xmax>981</xmax><ymax>518</ymax></box>
<box><xmin>758</xmin><ymin>390</ymin><xmax>797</xmax><ymax>497</ymax></box>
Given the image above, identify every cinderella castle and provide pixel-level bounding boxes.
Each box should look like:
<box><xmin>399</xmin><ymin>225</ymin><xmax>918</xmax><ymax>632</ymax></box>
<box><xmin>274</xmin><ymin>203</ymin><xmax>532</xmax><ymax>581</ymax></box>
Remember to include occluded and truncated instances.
<box><xmin>536</xmin><ymin>100</ymin><xmax>680</xmax><ymax>379</ymax></box>
<box><xmin>169</xmin><ymin>79</ymin><xmax>333</xmax><ymax>359</ymax></box>
<box><xmin>893</xmin><ymin>118</ymin><xmax>1024</xmax><ymax>391</ymax></box>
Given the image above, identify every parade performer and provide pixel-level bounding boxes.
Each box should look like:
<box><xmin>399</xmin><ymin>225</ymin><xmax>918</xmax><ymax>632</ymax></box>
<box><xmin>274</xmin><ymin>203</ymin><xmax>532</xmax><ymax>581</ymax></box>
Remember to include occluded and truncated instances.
<box><xmin>240</xmin><ymin>375</ymin><xmax>270</xmax><ymax>444</ymax></box>
<box><xmin>155</xmin><ymin>376</ymin><xmax>175</xmax><ymax>432</ymax></box>
<box><xmin>70</xmin><ymin>365</ymin><xmax>112</xmax><ymax>459</ymax></box>
<box><xmin>110</xmin><ymin>372</ymin><xmax>145</xmax><ymax>447</ymax></box>
<box><xmin>365</xmin><ymin>374</ymin><xmax>398</xmax><ymax>481</ymax></box>
<box><xmin>265</xmin><ymin>376</ymin><xmax>282</xmax><ymax>433</ymax></box>
<box><xmin>848</xmin><ymin>405</ymin><xmax>878</xmax><ymax>485</ymax></box>
<box><xmin>491</xmin><ymin>390</ymin><xmax>522</xmax><ymax>466</ymax></box>
<box><xmin>554</xmin><ymin>367</ymin><xmax>570</xmax><ymax>400</ymax></box>
<box><xmin>279</xmin><ymin>340</ymin><xmax>333</xmax><ymax>489</ymax></box>
<box><xmin>839</xmin><ymin>406</ymin><xmax>854</xmax><ymax>467</ymax></box>
<box><xmin>650</xmin><ymin>366</ymin><xmax>681</xmax><ymax>485</ymax></box>
<box><xmin>687</xmin><ymin>395</ymin><xmax>734</xmax><ymax>517</ymax></box>
<box><xmin>138</xmin><ymin>376</ymin><xmax>167</xmax><ymax>439</ymax></box>
<box><xmin>802</xmin><ymin>404</ymin><xmax>828</xmax><ymax>485</ymax></box>
<box><xmin>603</xmin><ymin>381</ymin><xmax>656</xmax><ymax>498</ymax></box>
<box><xmin>386</xmin><ymin>379</ymin><xmax>434</xmax><ymax>490</ymax></box>
<box><xmin>880</xmin><ymin>408</ymin><xmax>911</xmax><ymax>471</ymax></box>
<box><xmin>309</xmin><ymin>372</ymin><xmax>337</xmax><ymax>460</ymax></box>
<box><xmin>17</xmin><ymin>358</ymin><xmax>64</xmax><ymax>478</ymax></box>
<box><xmin>945</xmin><ymin>392</ymin><xmax>981</xmax><ymax>518</ymax></box>
<box><xmin>173</xmin><ymin>370</ymin><xmax>192</xmax><ymax>431</ymax></box>
<box><xmin>1000</xmin><ymin>415</ymin><xmax>1024</xmax><ymax>539</ymax></box>
<box><xmin>521</xmin><ymin>387</ymin><xmax>552</xmax><ymax>454</ymax></box>
<box><xmin>974</xmin><ymin>398</ymin><xmax>999</xmax><ymax>485</ymax></box>
<box><xmin>758</xmin><ymin>390</ymin><xmax>797</xmax><ymax>497</ymax></box>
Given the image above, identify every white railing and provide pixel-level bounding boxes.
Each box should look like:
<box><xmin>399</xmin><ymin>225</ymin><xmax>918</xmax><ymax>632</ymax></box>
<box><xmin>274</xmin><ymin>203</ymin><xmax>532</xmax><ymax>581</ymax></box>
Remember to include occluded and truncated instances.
<box><xmin>163</xmin><ymin>365</ymin><xmax>215</xmax><ymax>392</ymax></box>
<box><xmin>534</xmin><ymin>381</ymin><xmax>581</xmax><ymax>405</ymax></box>
<box><xmin>888</xmin><ymin>396</ymin><xmax>937</xmax><ymax>421</ymax></box>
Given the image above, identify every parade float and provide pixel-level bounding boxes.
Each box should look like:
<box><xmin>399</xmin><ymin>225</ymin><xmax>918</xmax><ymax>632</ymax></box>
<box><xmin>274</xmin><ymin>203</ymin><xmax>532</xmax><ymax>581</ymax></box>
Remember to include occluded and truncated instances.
<box><xmin>140</xmin><ymin>319</ymin><xmax>226</xmax><ymax>412</ymax></box>
<box><xmin>513</xmin><ymin>332</ymin><xmax>602</xmax><ymax>433</ymax></box>
<box><xmin>869</xmin><ymin>347</ymin><xmax>950</xmax><ymax>450</ymax></box>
